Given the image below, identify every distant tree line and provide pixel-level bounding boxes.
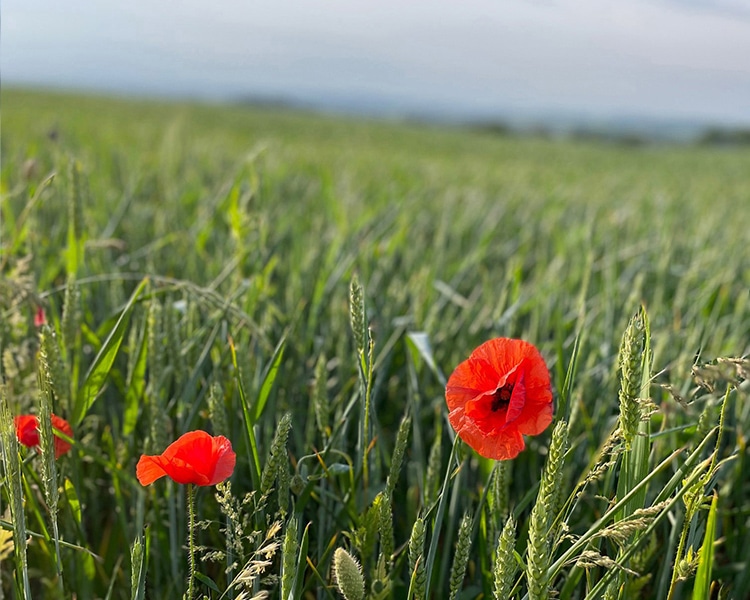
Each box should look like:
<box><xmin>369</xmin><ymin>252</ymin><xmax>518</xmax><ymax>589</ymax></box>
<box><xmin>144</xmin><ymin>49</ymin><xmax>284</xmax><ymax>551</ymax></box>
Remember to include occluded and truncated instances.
<box><xmin>696</xmin><ymin>127</ymin><xmax>750</xmax><ymax>146</ymax></box>
<box><xmin>469</xmin><ymin>120</ymin><xmax>750</xmax><ymax>147</ymax></box>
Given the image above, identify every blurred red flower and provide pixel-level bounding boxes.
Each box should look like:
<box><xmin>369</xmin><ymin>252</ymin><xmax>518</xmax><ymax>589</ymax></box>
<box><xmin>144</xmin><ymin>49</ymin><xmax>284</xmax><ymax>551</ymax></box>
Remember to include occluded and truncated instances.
<box><xmin>136</xmin><ymin>430</ymin><xmax>236</xmax><ymax>486</ymax></box>
<box><xmin>14</xmin><ymin>414</ymin><xmax>74</xmax><ymax>458</ymax></box>
<box><xmin>445</xmin><ymin>337</ymin><xmax>553</xmax><ymax>460</ymax></box>
<box><xmin>34</xmin><ymin>306</ymin><xmax>47</xmax><ymax>327</ymax></box>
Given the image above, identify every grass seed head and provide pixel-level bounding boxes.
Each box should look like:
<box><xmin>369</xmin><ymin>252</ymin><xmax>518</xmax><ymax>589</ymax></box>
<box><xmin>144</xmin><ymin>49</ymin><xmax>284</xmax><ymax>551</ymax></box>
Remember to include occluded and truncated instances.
<box><xmin>332</xmin><ymin>547</ymin><xmax>365</xmax><ymax>600</ymax></box>
<box><xmin>493</xmin><ymin>515</ymin><xmax>518</xmax><ymax>600</ymax></box>
<box><xmin>449</xmin><ymin>512</ymin><xmax>474</xmax><ymax>600</ymax></box>
<box><xmin>618</xmin><ymin>309</ymin><xmax>647</xmax><ymax>449</ymax></box>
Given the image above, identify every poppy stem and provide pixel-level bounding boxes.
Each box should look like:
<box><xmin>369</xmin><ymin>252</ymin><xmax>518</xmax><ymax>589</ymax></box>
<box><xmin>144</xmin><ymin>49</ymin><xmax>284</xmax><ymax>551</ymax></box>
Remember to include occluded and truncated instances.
<box><xmin>187</xmin><ymin>483</ymin><xmax>196</xmax><ymax>600</ymax></box>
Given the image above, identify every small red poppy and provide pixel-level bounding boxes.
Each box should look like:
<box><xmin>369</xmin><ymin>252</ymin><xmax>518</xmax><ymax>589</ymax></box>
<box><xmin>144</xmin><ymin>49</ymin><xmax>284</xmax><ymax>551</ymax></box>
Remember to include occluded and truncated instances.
<box><xmin>136</xmin><ymin>430</ymin><xmax>236</xmax><ymax>487</ymax></box>
<box><xmin>34</xmin><ymin>307</ymin><xmax>47</xmax><ymax>327</ymax></box>
<box><xmin>445</xmin><ymin>337</ymin><xmax>553</xmax><ymax>460</ymax></box>
<box><xmin>14</xmin><ymin>414</ymin><xmax>74</xmax><ymax>458</ymax></box>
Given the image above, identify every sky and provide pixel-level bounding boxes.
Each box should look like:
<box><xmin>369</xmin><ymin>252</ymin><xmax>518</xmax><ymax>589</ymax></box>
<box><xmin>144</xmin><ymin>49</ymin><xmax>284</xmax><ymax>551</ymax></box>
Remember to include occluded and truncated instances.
<box><xmin>3</xmin><ymin>0</ymin><xmax>750</xmax><ymax>126</ymax></box>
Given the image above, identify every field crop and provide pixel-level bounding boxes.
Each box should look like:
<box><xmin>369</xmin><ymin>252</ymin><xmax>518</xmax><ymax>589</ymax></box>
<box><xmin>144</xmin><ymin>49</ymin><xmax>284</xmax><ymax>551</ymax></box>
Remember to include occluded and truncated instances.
<box><xmin>1</xmin><ymin>88</ymin><xmax>749</xmax><ymax>599</ymax></box>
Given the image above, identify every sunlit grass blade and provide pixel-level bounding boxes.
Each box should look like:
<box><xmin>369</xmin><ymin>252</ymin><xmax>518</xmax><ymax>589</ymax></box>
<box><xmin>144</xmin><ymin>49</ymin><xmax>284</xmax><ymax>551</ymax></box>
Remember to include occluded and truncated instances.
<box><xmin>424</xmin><ymin>435</ymin><xmax>461</xmax><ymax>600</ymax></box>
<box><xmin>229</xmin><ymin>335</ymin><xmax>261</xmax><ymax>491</ymax></box>
<box><xmin>692</xmin><ymin>492</ymin><xmax>718</xmax><ymax>600</ymax></box>
<box><xmin>123</xmin><ymin>314</ymin><xmax>148</xmax><ymax>436</ymax></box>
<box><xmin>3</xmin><ymin>171</ymin><xmax>56</xmax><ymax>261</ymax></box>
<box><xmin>585</xmin><ymin>455</ymin><xmax>721</xmax><ymax>599</ymax></box>
<box><xmin>73</xmin><ymin>277</ymin><xmax>148</xmax><ymax>425</ymax></box>
<box><xmin>405</xmin><ymin>331</ymin><xmax>447</xmax><ymax>387</ymax></box>
<box><xmin>65</xmin><ymin>159</ymin><xmax>87</xmax><ymax>278</ymax></box>
<box><xmin>253</xmin><ymin>334</ymin><xmax>286</xmax><ymax>423</ymax></box>
<box><xmin>0</xmin><ymin>387</ymin><xmax>32</xmax><ymax>599</ymax></box>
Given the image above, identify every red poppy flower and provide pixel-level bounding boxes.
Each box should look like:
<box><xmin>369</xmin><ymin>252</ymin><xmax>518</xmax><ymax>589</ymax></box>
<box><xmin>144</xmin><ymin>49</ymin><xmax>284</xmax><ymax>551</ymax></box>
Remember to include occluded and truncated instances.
<box><xmin>136</xmin><ymin>430</ymin><xmax>236</xmax><ymax>486</ymax></box>
<box><xmin>445</xmin><ymin>338</ymin><xmax>553</xmax><ymax>460</ymax></box>
<box><xmin>34</xmin><ymin>306</ymin><xmax>47</xmax><ymax>327</ymax></box>
<box><xmin>14</xmin><ymin>414</ymin><xmax>74</xmax><ymax>458</ymax></box>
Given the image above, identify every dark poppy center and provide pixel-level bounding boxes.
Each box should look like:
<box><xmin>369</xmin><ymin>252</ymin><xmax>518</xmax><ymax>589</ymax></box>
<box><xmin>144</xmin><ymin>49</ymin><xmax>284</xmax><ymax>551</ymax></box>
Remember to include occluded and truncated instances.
<box><xmin>491</xmin><ymin>384</ymin><xmax>513</xmax><ymax>412</ymax></box>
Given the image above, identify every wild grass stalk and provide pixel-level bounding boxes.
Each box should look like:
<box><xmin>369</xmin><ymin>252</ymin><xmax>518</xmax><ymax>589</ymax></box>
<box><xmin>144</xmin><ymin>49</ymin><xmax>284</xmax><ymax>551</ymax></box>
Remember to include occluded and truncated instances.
<box><xmin>186</xmin><ymin>483</ymin><xmax>197</xmax><ymax>600</ymax></box>
<box><xmin>423</xmin><ymin>435</ymin><xmax>461</xmax><ymax>599</ymax></box>
<box><xmin>448</xmin><ymin>512</ymin><xmax>473</xmax><ymax>600</ymax></box>
<box><xmin>493</xmin><ymin>515</ymin><xmax>517</xmax><ymax>600</ymax></box>
<box><xmin>667</xmin><ymin>385</ymin><xmax>732</xmax><ymax>600</ymax></box>
<box><xmin>0</xmin><ymin>386</ymin><xmax>32</xmax><ymax>598</ymax></box>
<box><xmin>36</xmin><ymin>328</ymin><xmax>63</xmax><ymax>592</ymax></box>
<box><xmin>130</xmin><ymin>532</ymin><xmax>147</xmax><ymax>600</ymax></box>
<box><xmin>280</xmin><ymin>516</ymin><xmax>298</xmax><ymax>600</ymax></box>
<box><xmin>407</xmin><ymin>515</ymin><xmax>427</xmax><ymax>600</ymax></box>
<box><xmin>526</xmin><ymin>421</ymin><xmax>569</xmax><ymax>600</ymax></box>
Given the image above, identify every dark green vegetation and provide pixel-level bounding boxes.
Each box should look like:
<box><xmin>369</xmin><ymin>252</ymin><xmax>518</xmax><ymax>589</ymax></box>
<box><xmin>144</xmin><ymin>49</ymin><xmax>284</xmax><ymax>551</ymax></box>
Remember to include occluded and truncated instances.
<box><xmin>1</xmin><ymin>88</ymin><xmax>749</xmax><ymax>599</ymax></box>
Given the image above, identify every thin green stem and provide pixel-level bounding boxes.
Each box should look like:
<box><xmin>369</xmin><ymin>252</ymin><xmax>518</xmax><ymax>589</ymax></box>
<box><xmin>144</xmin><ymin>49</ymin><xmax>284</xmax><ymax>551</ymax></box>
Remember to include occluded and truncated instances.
<box><xmin>424</xmin><ymin>435</ymin><xmax>461</xmax><ymax>600</ymax></box>
<box><xmin>51</xmin><ymin>518</ymin><xmax>64</xmax><ymax>594</ymax></box>
<box><xmin>187</xmin><ymin>483</ymin><xmax>196</xmax><ymax>600</ymax></box>
<box><xmin>362</xmin><ymin>336</ymin><xmax>374</xmax><ymax>491</ymax></box>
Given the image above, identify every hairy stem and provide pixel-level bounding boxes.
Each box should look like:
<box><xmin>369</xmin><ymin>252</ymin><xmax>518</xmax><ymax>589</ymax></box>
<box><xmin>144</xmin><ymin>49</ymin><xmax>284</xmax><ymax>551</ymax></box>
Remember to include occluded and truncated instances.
<box><xmin>187</xmin><ymin>483</ymin><xmax>196</xmax><ymax>600</ymax></box>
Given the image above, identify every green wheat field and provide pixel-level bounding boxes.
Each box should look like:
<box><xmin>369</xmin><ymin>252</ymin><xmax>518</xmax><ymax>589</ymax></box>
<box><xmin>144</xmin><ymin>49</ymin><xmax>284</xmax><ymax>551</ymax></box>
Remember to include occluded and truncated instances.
<box><xmin>1</xmin><ymin>88</ymin><xmax>749</xmax><ymax>599</ymax></box>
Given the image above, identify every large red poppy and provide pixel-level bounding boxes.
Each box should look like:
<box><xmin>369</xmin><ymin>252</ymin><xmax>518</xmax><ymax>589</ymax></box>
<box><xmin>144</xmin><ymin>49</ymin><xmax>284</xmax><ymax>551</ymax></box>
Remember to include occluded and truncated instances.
<box><xmin>14</xmin><ymin>414</ymin><xmax>74</xmax><ymax>458</ymax></box>
<box><xmin>445</xmin><ymin>337</ymin><xmax>553</xmax><ymax>460</ymax></box>
<box><xmin>136</xmin><ymin>430</ymin><xmax>236</xmax><ymax>486</ymax></box>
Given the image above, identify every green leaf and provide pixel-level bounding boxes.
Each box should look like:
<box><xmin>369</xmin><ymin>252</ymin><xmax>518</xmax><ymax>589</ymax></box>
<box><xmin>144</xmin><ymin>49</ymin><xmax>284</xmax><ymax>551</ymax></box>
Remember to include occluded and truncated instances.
<box><xmin>230</xmin><ymin>337</ymin><xmax>261</xmax><ymax>491</ymax></box>
<box><xmin>194</xmin><ymin>572</ymin><xmax>221</xmax><ymax>593</ymax></box>
<box><xmin>693</xmin><ymin>493</ymin><xmax>718</xmax><ymax>600</ymax></box>
<box><xmin>72</xmin><ymin>278</ymin><xmax>148</xmax><ymax>425</ymax></box>
<box><xmin>253</xmin><ymin>336</ymin><xmax>286</xmax><ymax>423</ymax></box>
<box><xmin>66</xmin><ymin>161</ymin><xmax>86</xmax><ymax>278</ymax></box>
<box><xmin>123</xmin><ymin>319</ymin><xmax>148</xmax><ymax>436</ymax></box>
<box><xmin>64</xmin><ymin>479</ymin><xmax>82</xmax><ymax>525</ymax></box>
<box><xmin>406</xmin><ymin>331</ymin><xmax>446</xmax><ymax>386</ymax></box>
<box><xmin>292</xmin><ymin>522</ymin><xmax>310</xmax><ymax>600</ymax></box>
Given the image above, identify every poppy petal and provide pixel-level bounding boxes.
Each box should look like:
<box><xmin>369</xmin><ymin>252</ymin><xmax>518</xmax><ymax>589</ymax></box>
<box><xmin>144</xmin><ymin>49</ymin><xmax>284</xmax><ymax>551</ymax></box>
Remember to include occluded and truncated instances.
<box><xmin>504</xmin><ymin>366</ymin><xmax>527</xmax><ymax>424</ymax></box>
<box><xmin>514</xmin><ymin>401</ymin><xmax>554</xmax><ymax>436</ymax></box>
<box><xmin>51</xmin><ymin>415</ymin><xmax>74</xmax><ymax>458</ymax></box>
<box><xmin>481</xmin><ymin>427</ymin><xmax>525</xmax><ymax>461</ymax></box>
<box><xmin>14</xmin><ymin>414</ymin><xmax>73</xmax><ymax>458</ymax></box>
<box><xmin>136</xmin><ymin>430</ymin><xmax>236</xmax><ymax>487</ymax></box>
<box><xmin>161</xmin><ymin>456</ymin><xmax>211</xmax><ymax>486</ymax></box>
<box><xmin>136</xmin><ymin>455</ymin><xmax>170</xmax><ymax>485</ymax></box>
<box><xmin>448</xmin><ymin>409</ymin><xmax>526</xmax><ymax>460</ymax></box>
<box><xmin>207</xmin><ymin>436</ymin><xmax>236</xmax><ymax>485</ymax></box>
<box><xmin>15</xmin><ymin>415</ymin><xmax>40</xmax><ymax>448</ymax></box>
<box><xmin>471</xmin><ymin>339</ymin><xmax>526</xmax><ymax>385</ymax></box>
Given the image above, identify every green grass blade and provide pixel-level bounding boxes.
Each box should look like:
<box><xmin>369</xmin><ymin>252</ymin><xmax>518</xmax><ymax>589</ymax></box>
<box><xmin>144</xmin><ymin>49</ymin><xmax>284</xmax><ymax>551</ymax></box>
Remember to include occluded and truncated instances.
<box><xmin>229</xmin><ymin>337</ymin><xmax>262</xmax><ymax>490</ymax></box>
<box><xmin>406</xmin><ymin>331</ymin><xmax>446</xmax><ymax>387</ymax></box>
<box><xmin>253</xmin><ymin>335</ymin><xmax>286</xmax><ymax>423</ymax></box>
<box><xmin>692</xmin><ymin>493</ymin><xmax>718</xmax><ymax>600</ymax></box>
<box><xmin>123</xmin><ymin>317</ymin><xmax>148</xmax><ymax>436</ymax></box>
<box><xmin>290</xmin><ymin>522</ymin><xmax>310</xmax><ymax>600</ymax></box>
<box><xmin>66</xmin><ymin>160</ymin><xmax>86</xmax><ymax>278</ymax></box>
<box><xmin>424</xmin><ymin>435</ymin><xmax>460</xmax><ymax>600</ymax></box>
<box><xmin>73</xmin><ymin>277</ymin><xmax>148</xmax><ymax>425</ymax></box>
